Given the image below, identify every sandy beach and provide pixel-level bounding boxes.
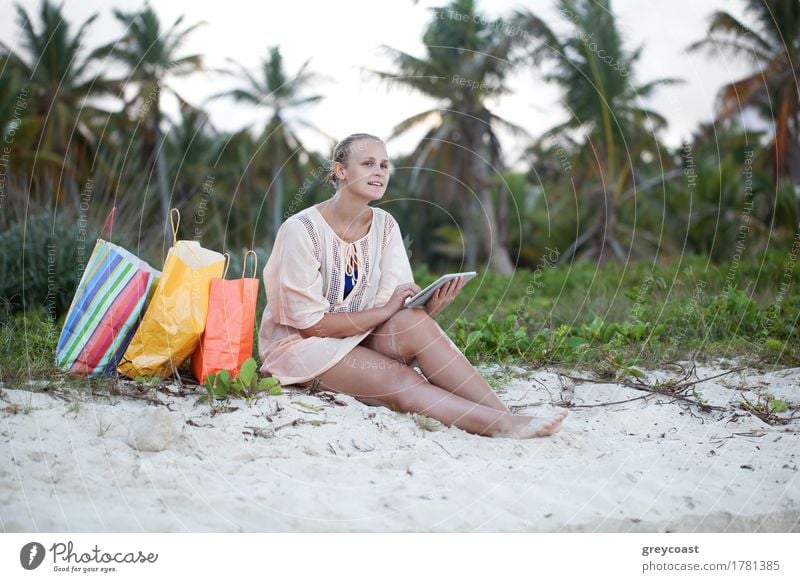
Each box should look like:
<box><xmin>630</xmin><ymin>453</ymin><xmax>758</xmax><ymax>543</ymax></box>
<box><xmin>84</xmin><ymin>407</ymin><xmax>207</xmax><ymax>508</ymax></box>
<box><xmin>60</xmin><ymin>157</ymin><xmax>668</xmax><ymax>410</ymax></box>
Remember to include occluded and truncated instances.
<box><xmin>2</xmin><ymin>361</ymin><xmax>798</xmax><ymax>533</ymax></box>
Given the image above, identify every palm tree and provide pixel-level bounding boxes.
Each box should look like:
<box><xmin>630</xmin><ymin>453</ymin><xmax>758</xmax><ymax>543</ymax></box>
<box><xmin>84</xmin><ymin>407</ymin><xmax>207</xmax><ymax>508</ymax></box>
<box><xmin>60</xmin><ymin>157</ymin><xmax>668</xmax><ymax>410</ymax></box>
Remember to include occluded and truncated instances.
<box><xmin>0</xmin><ymin>0</ymin><xmax>114</xmax><ymax>204</ymax></box>
<box><xmin>688</xmin><ymin>0</ymin><xmax>800</xmax><ymax>185</ymax></box>
<box><xmin>95</xmin><ymin>2</ymin><xmax>205</xmax><ymax>224</ymax></box>
<box><xmin>516</xmin><ymin>0</ymin><xmax>678</xmax><ymax>263</ymax></box>
<box><xmin>370</xmin><ymin>0</ymin><xmax>529</xmax><ymax>275</ymax></box>
<box><xmin>211</xmin><ymin>46</ymin><xmax>326</xmax><ymax>240</ymax></box>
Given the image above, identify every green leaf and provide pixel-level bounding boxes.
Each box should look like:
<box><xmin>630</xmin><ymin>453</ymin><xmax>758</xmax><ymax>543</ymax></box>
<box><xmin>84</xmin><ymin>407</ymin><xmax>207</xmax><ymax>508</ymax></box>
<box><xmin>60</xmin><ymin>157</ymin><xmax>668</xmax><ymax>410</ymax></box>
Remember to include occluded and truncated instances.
<box><xmin>212</xmin><ymin>383</ymin><xmax>229</xmax><ymax>399</ymax></box>
<box><xmin>135</xmin><ymin>375</ymin><xmax>158</xmax><ymax>386</ymax></box>
<box><xmin>257</xmin><ymin>377</ymin><xmax>280</xmax><ymax>392</ymax></box>
<box><xmin>239</xmin><ymin>358</ymin><xmax>257</xmax><ymax>387</ymax></box>
<box><xmin>466</xmin><ymin>330</ymin><xmax>482</xmax><ymax>346</ymax></box>
<box><xmin>770</xmin><ymin>399</ymin><xmax>789</xmax><ymax>413</ymax></box>
<box><xmin>217</xmin><ymin>369</ymin><xmax>230</xmax><ymax>389</ymax></box>
<box><xmin>627</xmin><ymin>367</ymin><xmax>645</xmax><ymax>379</ymax></box>
<box><xmin>230</xmin><ymin>381</ymin><xmax>247</xmax><ymax>398</ymax></box>
<box><xmin>604</xmin><ymin>323</ymin><xmax>620</xmax><ymax>342</ymax></box>
<box><xmin>268</xmin><ymin>385</ymin><xmax>283</xmax><ymax>396</ymax></box>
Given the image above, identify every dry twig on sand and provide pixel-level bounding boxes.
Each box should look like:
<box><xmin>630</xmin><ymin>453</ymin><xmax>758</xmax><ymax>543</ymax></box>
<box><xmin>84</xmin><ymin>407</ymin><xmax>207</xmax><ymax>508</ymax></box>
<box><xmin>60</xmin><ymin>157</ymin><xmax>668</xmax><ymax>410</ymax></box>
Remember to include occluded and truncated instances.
<box><xmin>559</xmin><ymin>365</ymin><xmax>748</xmax><ymax>413</ymax></box>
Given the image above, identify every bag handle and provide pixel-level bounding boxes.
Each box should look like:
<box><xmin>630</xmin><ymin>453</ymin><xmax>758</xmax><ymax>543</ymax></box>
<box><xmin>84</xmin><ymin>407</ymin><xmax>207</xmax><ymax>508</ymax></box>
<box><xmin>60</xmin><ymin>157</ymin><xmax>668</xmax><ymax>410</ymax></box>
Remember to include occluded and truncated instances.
<box><xmin>169</xmin><ymin>208</ymin><xmax>181</xmax><ymax>247</ymax></box>
<box><xmin>243</xmin><ymin>250</ymin><xmax>258</xmax><ymax>278</ymax></box>
<box><xmin>99</xmin><ymin>207</ymin><xmax>116</xmax><ymax>240</ymax></box>
<box><xmin>221</xmin><ymin>252</ymin><xmax>231</xmax><ymax>279</ymax></box>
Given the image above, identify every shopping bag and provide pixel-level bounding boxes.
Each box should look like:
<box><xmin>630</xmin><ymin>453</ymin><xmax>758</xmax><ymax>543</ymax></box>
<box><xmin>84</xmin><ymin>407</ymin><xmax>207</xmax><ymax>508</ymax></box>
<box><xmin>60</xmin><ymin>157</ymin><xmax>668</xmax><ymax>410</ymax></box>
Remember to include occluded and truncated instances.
<box><xmin>191</xmin><ymin>250</ymin><xmax>260</xmax><ymax>384</ymax></box>
<box><xmin>117</xmin><ymin>209</ymin><xmax>225</xmax><ymax>379</ymax></box>
<box><xmin>55</xmin><ymin>208</ymin><xmax>161</xmax><ymax>377</ymax></box>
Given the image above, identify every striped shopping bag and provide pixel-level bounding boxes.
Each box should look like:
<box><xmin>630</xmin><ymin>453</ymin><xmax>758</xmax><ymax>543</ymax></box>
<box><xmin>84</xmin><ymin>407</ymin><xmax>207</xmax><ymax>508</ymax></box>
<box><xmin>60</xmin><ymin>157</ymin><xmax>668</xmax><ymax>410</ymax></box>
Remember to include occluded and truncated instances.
<box><xmin>55</xmin><ymin>209</ymin><xmax>161</xmax><ymax>376</ymax></box>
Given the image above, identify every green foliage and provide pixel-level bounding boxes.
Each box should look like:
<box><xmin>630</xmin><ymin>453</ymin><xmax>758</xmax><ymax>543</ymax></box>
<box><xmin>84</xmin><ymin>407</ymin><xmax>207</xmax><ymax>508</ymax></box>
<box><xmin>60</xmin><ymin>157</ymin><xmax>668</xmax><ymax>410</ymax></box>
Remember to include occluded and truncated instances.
<box><xmin>740</xmin><ymin>392</ymin><xmax>790</xmax><ymax>419</ymax></box>
<box><xmin>134</xmin><ymin>375</ymin><xmax>161</xmax><ymax>387</ymax></box>
<box><xmin>451</xmin><ymin>314</ymin><xmax>531</xmax><ymax>361</ymax></box>
<box><xmin>703</xmin><ymin>289</ymin><xmax>760</xmax><ymax>339</ymax></box>
<box><xmin>0</xmin><ymin>310</ymin><xmax>59</xmax><ymax>380</ymax></box>
<box><xmin>444</xmin><ymin>254</ymin><xmax>800</xmax><ymax>366</ymax></box>
<box><xmin>0</xmin><ymin>214</ymin><xmax>83</xmax><ymax>319</ymax></box>
<box><xmin>204</xmin><ymin>358</ymin><xmax>282</xmax><ymax>401</ymax></box>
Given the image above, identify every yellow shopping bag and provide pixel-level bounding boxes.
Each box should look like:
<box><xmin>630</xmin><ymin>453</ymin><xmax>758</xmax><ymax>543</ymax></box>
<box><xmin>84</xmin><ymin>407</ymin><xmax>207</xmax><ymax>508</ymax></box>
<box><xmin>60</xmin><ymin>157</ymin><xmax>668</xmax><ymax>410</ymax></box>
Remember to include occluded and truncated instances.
<box><xmin>118</xmin><ymin>209</ymin><xmax>225</xmax><ymax>379</ymax></box>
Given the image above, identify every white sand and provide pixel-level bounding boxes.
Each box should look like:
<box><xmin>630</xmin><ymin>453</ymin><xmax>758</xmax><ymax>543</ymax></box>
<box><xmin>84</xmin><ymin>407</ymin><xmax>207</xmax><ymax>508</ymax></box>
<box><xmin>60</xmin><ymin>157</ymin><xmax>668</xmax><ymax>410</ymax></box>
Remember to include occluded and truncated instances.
<box><xmin>2</xmin><ymin>361</ymin><xmax>798</xmax><ymax>532</ymax></box>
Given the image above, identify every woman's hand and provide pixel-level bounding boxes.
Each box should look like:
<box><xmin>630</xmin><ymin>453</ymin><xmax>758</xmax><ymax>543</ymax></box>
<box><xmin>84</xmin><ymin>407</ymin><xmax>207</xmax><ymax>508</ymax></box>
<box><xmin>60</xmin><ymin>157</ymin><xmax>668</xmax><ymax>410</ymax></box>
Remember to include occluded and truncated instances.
<box><xmin>425</xmin><ymin>277</ymin><xmax>465</xmax><ymax>318</ymax></box>
<box><xmin>382</xmin><ymin>282</ymin><xmax>421</xmax><ymax>317</ymax></box>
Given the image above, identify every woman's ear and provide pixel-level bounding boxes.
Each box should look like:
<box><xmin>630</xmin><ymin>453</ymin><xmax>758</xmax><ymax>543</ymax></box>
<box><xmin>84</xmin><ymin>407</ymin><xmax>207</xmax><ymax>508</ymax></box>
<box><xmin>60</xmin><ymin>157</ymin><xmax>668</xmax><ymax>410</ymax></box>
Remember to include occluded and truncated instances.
<box><xmin>333</xmin><ymin>160</ymin><xmax>346</xmax><ymax>181</ymax></box>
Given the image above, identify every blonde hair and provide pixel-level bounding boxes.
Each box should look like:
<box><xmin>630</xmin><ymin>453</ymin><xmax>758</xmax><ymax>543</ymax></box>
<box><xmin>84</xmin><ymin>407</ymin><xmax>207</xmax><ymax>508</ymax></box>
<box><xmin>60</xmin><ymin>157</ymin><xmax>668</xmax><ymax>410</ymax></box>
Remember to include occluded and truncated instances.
<box><xmin>324</xmin><ymin>133</ymin><xmax>384</xmax><ymax>187</ymax></box>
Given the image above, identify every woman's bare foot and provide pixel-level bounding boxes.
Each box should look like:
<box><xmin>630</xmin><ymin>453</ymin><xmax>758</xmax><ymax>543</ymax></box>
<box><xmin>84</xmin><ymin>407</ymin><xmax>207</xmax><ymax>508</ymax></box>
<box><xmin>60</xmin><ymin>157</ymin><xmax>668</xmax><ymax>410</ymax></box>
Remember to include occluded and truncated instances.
<box><xmin>492</xmin><ymin>409</ymin><xmax>568</xmax><ymax>439</ymax></box>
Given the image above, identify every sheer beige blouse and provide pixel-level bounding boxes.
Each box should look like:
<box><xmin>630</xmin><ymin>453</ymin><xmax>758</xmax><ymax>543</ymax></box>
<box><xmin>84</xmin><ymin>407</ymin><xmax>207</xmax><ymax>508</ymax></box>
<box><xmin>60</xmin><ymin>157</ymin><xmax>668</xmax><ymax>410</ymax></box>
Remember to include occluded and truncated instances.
<box><xmin>258</xmin><ymin>205</ymin><xmax>414</xmax><ymax>385</ymax></box>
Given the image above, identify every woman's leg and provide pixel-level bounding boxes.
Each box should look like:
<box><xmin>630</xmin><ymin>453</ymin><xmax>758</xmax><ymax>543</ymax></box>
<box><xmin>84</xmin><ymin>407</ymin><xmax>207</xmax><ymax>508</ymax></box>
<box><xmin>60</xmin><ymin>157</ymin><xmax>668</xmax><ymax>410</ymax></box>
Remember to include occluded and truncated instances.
<box><xmin>363</xmin><ymin>309</ymin><xmax>513</xmax><ymax>413</ymax></box>
<box><xmin>302</xmin><ymin>345</ymin><xmax>565</xmax><ymax>438</ymax></box>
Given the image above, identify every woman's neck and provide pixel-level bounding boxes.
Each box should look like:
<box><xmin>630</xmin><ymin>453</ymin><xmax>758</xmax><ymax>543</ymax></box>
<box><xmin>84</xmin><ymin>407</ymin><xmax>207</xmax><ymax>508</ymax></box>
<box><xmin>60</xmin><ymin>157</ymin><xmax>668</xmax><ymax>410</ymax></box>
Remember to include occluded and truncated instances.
<box><xmin>324</xmin><ymin>190</ymin><xmax>371</xmax><ymax>226</ymax></box>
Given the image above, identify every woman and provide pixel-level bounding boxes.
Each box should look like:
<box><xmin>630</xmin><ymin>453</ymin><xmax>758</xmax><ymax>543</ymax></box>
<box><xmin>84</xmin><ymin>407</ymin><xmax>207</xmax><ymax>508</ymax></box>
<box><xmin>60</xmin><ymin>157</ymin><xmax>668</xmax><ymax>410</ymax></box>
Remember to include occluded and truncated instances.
<box><xmin>258</xmin><ymin>133</ymin><xmax>567</xmax><ymax>438</ymax></box>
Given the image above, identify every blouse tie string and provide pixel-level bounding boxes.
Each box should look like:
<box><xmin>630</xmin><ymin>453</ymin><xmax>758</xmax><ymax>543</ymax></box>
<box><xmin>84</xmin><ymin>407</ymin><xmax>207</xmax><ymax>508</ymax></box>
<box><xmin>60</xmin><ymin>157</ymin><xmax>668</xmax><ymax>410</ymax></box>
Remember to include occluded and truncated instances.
<box><xmin>343</xmin><ymin>241</ymin><xmax>363</xmax><ymax>286</ymax></box>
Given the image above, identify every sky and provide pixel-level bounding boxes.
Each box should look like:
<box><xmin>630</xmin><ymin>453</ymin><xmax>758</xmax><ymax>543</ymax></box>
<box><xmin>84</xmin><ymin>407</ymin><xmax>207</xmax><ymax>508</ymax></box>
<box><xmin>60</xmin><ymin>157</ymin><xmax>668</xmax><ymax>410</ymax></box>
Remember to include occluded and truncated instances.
<box><xmin>1</xmin><ymin>0</ymin><xmax>754</xmax><ymax>164</ymax></box>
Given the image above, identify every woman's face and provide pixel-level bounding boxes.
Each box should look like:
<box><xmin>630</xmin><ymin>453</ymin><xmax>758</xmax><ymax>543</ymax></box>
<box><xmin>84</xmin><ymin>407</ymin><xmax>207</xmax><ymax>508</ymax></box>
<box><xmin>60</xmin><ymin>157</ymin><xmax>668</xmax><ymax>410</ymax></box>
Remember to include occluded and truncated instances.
<box><xmin>335</xmin><ymin>139</ymin><xmax>389</xmax><ymax>200</ymax></box>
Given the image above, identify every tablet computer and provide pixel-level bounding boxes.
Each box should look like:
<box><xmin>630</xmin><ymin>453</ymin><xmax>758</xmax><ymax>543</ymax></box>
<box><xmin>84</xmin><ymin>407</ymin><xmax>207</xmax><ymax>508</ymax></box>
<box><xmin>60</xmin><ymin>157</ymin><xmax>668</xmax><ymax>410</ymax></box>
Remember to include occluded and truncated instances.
<box><xmin>404</xmin><ymin>271</ymin><xmax>478</xmax><ymax>308</ymax></box>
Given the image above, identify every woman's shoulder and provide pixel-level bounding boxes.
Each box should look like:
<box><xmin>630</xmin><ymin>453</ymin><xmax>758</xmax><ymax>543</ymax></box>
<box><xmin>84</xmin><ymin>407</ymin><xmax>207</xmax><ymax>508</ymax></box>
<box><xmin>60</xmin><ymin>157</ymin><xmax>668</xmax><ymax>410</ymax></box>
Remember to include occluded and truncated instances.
<box><xmin>279</xmin><ymin>208</ymin><xmax>321</xmax><ymax>247</ymax></box>
<box><xmin>372</xmin><ymin>206</ymin><xmax>399</xmax><ymax>230</ymax></box>
<box><xmin>283</xmin><ymin>206</ymin><xmax>318</xmax><ymax>229</ymax></box>
<box><xmin>370</xmin><ymin>207</ymin><xmax>403</xmax><ymax>253</ymax></box>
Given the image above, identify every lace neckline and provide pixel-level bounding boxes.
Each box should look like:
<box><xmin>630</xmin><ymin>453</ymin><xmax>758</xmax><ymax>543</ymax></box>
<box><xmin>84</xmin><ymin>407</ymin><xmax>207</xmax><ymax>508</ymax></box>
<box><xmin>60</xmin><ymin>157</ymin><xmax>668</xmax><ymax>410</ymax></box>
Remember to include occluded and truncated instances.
<box><xmin>311</xmin><ymin>205</ymin><xmax>375</xmax><ymax>245</ymax></box>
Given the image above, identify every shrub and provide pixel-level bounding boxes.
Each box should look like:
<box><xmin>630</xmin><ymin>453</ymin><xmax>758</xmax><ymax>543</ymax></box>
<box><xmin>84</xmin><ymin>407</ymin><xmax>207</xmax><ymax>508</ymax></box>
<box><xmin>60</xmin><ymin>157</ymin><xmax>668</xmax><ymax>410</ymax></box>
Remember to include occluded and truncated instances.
<box><xmin>0</xmin><ymin>214</ymin><xmax>83</xmax><ymax>320</ymax></box>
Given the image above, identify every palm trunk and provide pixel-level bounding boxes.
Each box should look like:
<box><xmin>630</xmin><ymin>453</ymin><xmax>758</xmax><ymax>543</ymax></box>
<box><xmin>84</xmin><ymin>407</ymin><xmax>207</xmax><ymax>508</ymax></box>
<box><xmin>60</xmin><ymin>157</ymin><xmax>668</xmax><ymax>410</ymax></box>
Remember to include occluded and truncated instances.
<box><xmin>141</xmin><ymin>86</ymin><xmax>171</xmax><ymax>247</ymax></box>
<box><xmin>591</xmin><ymin>185</ymin><xmax>624</xmax><ymax>264</ymax></box>
<box><xmin>272</xmin><ymin>160</ymin><xmax>284</xmax><ymax>242</ymax></box>
<box><xmin>154</xmin><ymin>117</ymin><xmax>171</xmax><ymax>247</ymax></box>
<box><xmin>155</xmin><ymin>122</ymin><xmax>170</xmax><ymax>233</ymax></box>
<box><xmin>468</xmin><ymin>114</ymin><xmax>514</xmax><ymax>275</ymax></box>
<box><xmin>497</xmin><ymin>181</ymin><xmax>508</xmax><ymax>247</ymax></box>
<box><xmin>465</xmin><ymin>195</ymin><xmax>478</xmax><ymax>270</ymax></box>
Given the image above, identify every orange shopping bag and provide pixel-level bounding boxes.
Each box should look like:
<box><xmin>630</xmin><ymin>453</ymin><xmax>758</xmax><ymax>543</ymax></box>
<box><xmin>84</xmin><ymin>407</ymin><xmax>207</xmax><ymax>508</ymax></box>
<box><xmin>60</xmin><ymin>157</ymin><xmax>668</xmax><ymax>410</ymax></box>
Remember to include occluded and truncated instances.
<box><xmin>191</xmin><ymin>250</ymin><xmax>260</xmax><ymax>384</ymax></box>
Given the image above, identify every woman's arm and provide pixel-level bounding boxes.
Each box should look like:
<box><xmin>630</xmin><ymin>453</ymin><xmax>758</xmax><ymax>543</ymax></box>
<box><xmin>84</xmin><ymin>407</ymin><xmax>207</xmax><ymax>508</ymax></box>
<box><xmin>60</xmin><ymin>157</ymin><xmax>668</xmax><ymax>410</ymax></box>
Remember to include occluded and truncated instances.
<box><xmin>298</xmin><ymin>282</ymin><xmax>420</xmax><ymax>339</ymax></box>
<box><xmin>298</xmin><ymin>306</ymin><xmax>392</xmax><ymax>339</ymax></box>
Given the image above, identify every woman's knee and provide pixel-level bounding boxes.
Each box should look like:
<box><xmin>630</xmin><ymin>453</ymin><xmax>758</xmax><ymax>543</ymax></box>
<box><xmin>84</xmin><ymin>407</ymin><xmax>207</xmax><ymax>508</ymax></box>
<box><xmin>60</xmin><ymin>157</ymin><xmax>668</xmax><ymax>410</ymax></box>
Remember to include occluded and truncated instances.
<box><xmin>382</xmin><ymin>365</ymin><xmax>428</xmax><ymax>412</ymax></box>
<box><xmin>381</xmin><ymin>309</ymin><xmax>438</xmax><ymax>359</ymax></box>
<box><xmin>384</xmin><ymin>307</ymin><xmax>432</xmax><ymax>334</ymax></box>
